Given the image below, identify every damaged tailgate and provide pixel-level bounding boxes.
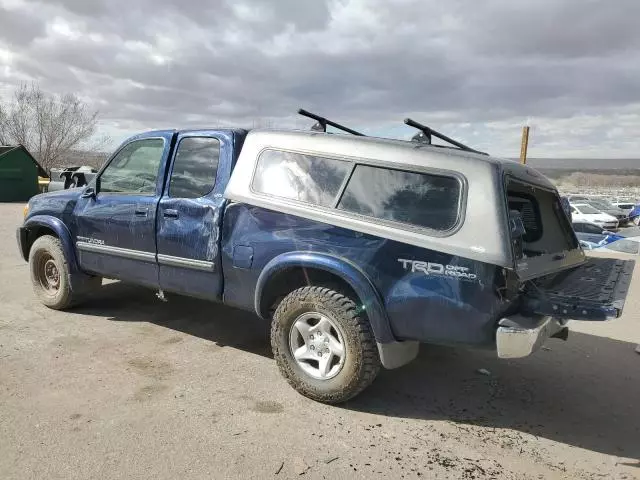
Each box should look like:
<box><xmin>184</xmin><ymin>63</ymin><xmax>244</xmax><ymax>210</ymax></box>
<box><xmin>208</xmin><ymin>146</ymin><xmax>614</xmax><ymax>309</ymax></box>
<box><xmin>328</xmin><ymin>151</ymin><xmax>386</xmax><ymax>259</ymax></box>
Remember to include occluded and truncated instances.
<box><xmin>522</xmin><ymin>257</ymin><xmax>635</xmax><ymax>321</ymax></box>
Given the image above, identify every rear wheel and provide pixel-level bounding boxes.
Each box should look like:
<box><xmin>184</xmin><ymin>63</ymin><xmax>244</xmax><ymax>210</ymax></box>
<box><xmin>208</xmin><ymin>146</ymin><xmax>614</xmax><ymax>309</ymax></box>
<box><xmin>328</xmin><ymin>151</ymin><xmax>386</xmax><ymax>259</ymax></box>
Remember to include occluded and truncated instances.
<box><xmin>29</xmin><ymin>235</ymin><xmax>100</xmax><ymax>309</ymax></box>
<box><xmin>271</xmin><ymin>286</ymin><xmax>380</xmax><ymax>404</ymax></box>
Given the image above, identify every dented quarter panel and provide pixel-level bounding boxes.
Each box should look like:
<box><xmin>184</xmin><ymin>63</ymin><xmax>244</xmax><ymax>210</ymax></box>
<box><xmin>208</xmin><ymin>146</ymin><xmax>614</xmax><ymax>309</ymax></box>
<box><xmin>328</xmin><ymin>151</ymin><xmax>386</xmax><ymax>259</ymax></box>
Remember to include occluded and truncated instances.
<box><xmin>222</xmin><ymin>204</ymin><xmax>509</xmax><ymax>346</ymax></box>
<box><xmin>256</xmin><ymin>250</ymin><xmax>396</xmax><ymax>344</ymax></box>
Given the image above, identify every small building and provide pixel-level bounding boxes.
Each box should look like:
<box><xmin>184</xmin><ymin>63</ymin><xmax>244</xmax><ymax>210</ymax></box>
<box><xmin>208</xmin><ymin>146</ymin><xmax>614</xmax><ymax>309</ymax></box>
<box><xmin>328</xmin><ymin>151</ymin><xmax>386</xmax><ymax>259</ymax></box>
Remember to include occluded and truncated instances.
<box><xmin>0</xmin><ymin>145</ymin><xmax>48</xmax><ymax>202</ymax></box>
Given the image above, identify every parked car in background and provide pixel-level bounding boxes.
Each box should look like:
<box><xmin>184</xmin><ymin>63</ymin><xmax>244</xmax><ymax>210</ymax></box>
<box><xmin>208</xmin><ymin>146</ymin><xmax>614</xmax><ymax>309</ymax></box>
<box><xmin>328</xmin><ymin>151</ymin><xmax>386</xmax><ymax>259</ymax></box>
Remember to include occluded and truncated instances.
<box><xmin>567</xmin><ymin>195</ymin><xmax>591</xmax><ymax>202</ymax></box>
<box><xmin>579</xmin><ymin>232</ymin><xmax>640</xmax><ymax>255</ymax></box>
<box><xmin>612</xmin><ymin>200</ymin><xmax>636</xmax><ymax>215</ymax></box>
<box><xmin>572</xmin><ymin>221</ymin><xmax>623</xmax><ymax>245</ymax></box>
<box><xmin>584</xmin><ymin>198</ymin><xmax>629</xmax><ymax>225</ymax></box>
<box><xmin>570</xmin><ymin>203</ymin><xmax>619</xmax><ymax>229</ymax></box>
<box><xmin>627</xmin><ymin>204</ymin><xmax>640</xmax><ymax>226</ymax></box>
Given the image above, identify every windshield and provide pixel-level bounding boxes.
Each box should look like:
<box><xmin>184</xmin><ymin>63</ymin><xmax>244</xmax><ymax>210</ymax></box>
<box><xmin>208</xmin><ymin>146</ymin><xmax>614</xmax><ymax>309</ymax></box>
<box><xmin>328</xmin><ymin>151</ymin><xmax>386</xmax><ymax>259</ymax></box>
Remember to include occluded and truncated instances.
<box><xmin>576</xmin><ymin>204</ymin><xmax>600</xmax><ymax>214</ymax></box>
<box><xmin>589</xmin><ymin>200</ymin><xmax>610</xmax><ymax>209</ymax></box>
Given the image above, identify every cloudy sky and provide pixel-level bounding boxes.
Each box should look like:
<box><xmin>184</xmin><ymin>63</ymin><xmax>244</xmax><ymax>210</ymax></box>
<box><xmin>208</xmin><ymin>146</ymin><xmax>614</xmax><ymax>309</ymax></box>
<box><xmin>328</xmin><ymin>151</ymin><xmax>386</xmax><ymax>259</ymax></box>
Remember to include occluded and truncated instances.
<box><xmin>1</xmin><ymin>0</ymin><xmax>639</xmax><ymax>158</ymax></box>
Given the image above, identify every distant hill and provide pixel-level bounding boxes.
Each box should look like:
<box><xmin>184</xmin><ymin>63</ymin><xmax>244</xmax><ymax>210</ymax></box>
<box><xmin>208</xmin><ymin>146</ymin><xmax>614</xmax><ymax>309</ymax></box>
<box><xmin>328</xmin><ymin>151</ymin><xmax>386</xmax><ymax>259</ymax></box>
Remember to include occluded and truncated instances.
<box><xmin>500</xmin><ymin>158</ymin><xmax>640</xmax><ymax>192</ymax></box>
<box><xmin>522</xmin><ymin>158</ymin><xmax>640</xmax><ymax>171</ymax></box>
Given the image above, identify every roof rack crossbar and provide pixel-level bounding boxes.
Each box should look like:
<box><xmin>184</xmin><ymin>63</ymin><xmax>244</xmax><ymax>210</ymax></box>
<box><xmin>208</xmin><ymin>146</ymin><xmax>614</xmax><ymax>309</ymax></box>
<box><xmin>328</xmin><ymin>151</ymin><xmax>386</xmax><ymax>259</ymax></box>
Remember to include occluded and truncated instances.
<box><xmin>404</xmin><ymin>118</ymin><xmax>487</xmax><ymax>155</ymax></box>
<box><xmin>298</xmin><ymin>109</ymin><xmax>365</xmax><ymax>136</ymax></box>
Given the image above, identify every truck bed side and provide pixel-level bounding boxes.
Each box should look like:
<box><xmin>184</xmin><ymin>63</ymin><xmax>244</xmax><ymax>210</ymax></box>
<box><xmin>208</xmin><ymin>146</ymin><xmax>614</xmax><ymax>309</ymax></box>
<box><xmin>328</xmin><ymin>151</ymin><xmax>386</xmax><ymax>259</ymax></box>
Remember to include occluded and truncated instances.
<box><xmin>220</xmin><ymin>203</ymin><xmax>507</xmax><ymax>347</ymax></box>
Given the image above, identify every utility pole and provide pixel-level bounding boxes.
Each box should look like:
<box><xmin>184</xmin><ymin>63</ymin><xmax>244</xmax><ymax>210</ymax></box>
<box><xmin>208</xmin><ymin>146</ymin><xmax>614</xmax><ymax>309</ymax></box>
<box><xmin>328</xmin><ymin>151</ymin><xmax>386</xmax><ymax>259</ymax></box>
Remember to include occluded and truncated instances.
<box><xmin>520</xmin><ymin>126</ymin><xmax>530</xmax><ymax>164</ymax></box>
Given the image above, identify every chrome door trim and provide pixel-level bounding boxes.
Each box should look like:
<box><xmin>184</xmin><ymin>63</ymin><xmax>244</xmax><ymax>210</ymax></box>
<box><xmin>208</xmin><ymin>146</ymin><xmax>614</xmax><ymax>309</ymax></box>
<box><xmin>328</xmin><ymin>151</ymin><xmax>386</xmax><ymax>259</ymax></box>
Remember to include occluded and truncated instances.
<box><xmin>157</xmin><ymin>254</ymin><xmax>215</xmax><ymax>271</ymax></box>
<box><xmin>76</xmin><ymin>241</ymin><xmax>216</xmax><ymax>271</ymax></box>
<box><xmin>76</xmin><ymin>241</ymin><xmax>156</xmax><ymax>262</ymax></box>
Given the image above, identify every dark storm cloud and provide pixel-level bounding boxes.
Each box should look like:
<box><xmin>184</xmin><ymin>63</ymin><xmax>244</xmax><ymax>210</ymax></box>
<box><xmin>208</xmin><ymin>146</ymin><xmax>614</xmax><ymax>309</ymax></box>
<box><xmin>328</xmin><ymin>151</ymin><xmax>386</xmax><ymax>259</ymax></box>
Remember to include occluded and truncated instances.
<box><xmin>461</xmin><ymin>0</ymin><xmax>640</xmax><ymax>58</ymax></box>
<box><xmin>1</xmin><ymin>0</ymin><xmax>640</xmax><ymax>155</ymax></box>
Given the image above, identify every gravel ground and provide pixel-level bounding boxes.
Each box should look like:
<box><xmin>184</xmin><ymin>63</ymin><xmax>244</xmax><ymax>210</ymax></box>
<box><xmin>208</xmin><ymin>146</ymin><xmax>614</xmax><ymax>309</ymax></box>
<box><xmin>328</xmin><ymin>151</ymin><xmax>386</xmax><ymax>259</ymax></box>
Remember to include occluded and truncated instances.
<box><xmin>1</xmin><ymin>202</ymin><xmax>639</xmax><ymax>480</ymax></box>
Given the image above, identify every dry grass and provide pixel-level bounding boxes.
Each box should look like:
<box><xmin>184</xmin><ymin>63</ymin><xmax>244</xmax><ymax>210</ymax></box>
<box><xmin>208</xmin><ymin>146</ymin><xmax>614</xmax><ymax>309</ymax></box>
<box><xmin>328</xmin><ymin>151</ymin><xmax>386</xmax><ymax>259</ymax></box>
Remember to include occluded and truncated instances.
<box><xmin>557</xmin><ymin>172</ymin><xmax>640</xmax><ymax>188</ymax></box>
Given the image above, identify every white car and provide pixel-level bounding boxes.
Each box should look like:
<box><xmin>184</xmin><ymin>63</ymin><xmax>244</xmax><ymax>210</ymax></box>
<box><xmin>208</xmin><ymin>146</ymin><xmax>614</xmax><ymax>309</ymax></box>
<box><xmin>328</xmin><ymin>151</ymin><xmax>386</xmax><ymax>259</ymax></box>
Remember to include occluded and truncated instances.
<box><xmin>612</xmin><ymin>201</ymin><xmax>636</xmax><ymax>215</ymax></box>
<box><xmin>570</xmin><ymin>203</ymin><xmax>619</xmax><ymax>229</ymax></box>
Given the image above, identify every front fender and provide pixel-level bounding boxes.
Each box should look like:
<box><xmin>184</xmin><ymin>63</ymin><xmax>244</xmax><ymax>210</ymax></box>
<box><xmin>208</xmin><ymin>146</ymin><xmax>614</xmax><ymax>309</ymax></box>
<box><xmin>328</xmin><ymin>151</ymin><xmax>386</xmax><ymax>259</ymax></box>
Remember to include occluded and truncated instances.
<box><xmin>255</xmin><ymin>251</ymin><xmax>396</xmax><ymax>344</ymax></box>
<box><xmin>21</xmin><ymin>215</ymin><xmax>80</xmax><ymax>273</ymax></box>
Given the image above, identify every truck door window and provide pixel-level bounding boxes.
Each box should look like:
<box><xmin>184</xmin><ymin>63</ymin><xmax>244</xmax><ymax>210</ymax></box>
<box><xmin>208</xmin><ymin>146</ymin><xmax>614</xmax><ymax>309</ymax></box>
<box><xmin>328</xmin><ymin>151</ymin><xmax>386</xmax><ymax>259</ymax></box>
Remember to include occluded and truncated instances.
<box><xmin>169</xmin><ymin>137</ymin><xmax>220</xmax><ymax>198</ymax></box>
<box><xmin>252</xmin><ymin>150</ymin><xmax>351</xmax><ymax>207</ymax></box>
<box><xmin>337</xmin><ymin>165</ymin><xmax>461</xmax><ymax>232</ymax></box>
<box><xmin>100</xmin><ymin>138</ymin><xmax>165</xmax><ymax>195</ymax></box>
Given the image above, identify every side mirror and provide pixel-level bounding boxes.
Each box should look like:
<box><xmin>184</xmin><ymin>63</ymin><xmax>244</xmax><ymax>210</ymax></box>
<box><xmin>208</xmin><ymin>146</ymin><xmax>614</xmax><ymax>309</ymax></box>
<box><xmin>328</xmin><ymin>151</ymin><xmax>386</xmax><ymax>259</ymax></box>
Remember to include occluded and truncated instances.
<box><xmin>81</xmin><ymin>187</ymin><xmax>96</xmax><ymax>199</ymax></box>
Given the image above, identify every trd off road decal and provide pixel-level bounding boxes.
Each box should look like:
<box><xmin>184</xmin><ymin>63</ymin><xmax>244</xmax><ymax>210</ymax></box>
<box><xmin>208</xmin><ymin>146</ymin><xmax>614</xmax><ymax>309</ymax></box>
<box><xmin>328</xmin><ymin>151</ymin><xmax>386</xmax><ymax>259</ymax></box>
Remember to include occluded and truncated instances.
<box><xmin>398</xmin><ymin>258</ymin><xmax>477</xmax><ymax>281</ymax></box>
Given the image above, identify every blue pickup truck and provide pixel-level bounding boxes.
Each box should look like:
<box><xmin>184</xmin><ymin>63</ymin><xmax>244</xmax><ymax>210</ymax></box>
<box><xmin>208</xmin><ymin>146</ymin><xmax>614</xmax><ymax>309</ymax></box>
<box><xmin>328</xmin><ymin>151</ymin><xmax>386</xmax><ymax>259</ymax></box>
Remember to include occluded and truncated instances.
<box><xmin>17</xmin><ymin>113</ymin><xmax>634</xmax><ymax>403</ymax></box>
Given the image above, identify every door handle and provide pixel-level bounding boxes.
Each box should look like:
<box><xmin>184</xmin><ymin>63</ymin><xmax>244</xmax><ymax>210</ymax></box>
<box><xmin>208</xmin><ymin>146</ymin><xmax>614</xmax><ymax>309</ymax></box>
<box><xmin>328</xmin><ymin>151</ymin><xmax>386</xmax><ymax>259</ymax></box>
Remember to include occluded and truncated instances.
<box><xmin>163</xmin><ymin>209</ymin><xmax>179</xmax><ymax>219</ymax></box>
<box><xmin>134</xmin><ymin>208</ymin><xmax>149</xmax><ymax>217</ymax></box>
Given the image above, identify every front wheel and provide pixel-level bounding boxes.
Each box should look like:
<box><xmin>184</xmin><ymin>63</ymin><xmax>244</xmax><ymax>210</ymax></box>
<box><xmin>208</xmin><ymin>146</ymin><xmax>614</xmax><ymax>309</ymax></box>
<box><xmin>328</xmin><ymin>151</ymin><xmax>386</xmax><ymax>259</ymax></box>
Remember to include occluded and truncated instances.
<box><xmin>633</xmin><ymin>216</ymin><xmax>640</xmax><ymax>226</ymax></box>
<box><xmin>271</xmin><ymin>286</ymin><xmax>381</xmax><ymax>403</ymax></box>
<box><xmin>29</xmin><ymin>235</ymin><xmax>100</xmax><ymax>310</ymax></box>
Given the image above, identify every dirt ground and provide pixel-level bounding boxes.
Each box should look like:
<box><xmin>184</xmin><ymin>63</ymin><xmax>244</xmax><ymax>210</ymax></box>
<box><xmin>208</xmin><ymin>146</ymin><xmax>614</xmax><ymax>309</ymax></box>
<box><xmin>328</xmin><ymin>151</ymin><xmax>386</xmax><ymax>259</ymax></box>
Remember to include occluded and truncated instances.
<box><xmin>1</xmin><ymin>202</ymin><xmax>639</xmax><ymax>480</ymax></box>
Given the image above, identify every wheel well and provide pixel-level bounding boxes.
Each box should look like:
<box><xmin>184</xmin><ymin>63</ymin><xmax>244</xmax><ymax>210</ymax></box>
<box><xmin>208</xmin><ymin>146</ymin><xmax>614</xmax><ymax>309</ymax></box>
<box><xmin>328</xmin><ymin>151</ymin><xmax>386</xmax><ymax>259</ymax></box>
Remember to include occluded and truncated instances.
<box><xmin>260</xmin><ymin>267</ymin><xmax>362</xmax><ymax>318</ymax></box>
<box><xmin>23</xmin><ymin>226</ymin><xmax>57</xmax><ymax>259</ymax></box>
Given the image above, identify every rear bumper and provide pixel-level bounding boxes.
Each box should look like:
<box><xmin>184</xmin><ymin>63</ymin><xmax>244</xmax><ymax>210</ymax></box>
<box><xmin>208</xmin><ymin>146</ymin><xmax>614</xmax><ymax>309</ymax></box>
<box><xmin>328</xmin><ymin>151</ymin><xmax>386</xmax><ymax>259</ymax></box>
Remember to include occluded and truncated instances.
<box><xmin>592</xmin><ymin>220</ymin><xmax>619</xmax><ymax>229</ymax></box>
<box><xmin>496</xmin><ymin>314</ymin><xmax>567</xmax><ymax>359</ymax></box>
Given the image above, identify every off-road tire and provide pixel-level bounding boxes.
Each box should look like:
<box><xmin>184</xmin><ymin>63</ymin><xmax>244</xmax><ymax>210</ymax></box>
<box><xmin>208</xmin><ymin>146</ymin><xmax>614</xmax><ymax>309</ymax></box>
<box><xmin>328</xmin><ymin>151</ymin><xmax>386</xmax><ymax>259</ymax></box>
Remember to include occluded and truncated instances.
<box><xmin>634</xmin><ymin>216</ymin><xmax>640</xmax><ymax>226</ymax></box>
<box><xmin>29</xmin><ymin>235</ymin><xmax>100</xmax><ymax>310</ymax></box>
<box><xmin>271</xmin><ymin>286</ymin><xmax>381</xmax><ymax>403</ymax></box>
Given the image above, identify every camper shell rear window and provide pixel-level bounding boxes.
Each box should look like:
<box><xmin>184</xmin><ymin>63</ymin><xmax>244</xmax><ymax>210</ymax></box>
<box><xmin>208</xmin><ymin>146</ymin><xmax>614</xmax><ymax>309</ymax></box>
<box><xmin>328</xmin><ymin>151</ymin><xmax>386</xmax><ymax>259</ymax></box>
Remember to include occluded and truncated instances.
<box><xmin>507</xmin><ymin>179</ymin><xmax>578</xmax><ymax>259</ymax></box>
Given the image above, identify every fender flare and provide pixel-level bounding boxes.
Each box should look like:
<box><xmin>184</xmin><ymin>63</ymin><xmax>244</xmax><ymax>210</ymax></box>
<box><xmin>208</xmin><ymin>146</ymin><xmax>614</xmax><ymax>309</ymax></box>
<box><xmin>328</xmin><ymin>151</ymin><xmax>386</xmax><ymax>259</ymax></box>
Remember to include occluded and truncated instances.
<box><xmin>21</xmin><ymin>215</ymin><xmax>80</xmax><ymax>273</ymax></box>
<box><xmin>254</xmin><ymin>251</ymin><xmax>396</xmax><ymax>344</ymax></box>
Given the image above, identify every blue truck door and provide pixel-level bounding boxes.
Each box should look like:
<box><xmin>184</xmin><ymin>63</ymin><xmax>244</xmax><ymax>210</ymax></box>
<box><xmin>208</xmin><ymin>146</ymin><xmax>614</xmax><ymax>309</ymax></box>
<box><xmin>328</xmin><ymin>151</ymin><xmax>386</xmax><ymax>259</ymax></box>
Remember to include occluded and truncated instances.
<box><xmin>156</xmin><ymin>132</ymin><xmax>230</xmax><ymax>299</ymax></box>
<box><xmin>73</xmin><ymin>131</ymin><xmax>175</xmax><ymax>287</ymax></box>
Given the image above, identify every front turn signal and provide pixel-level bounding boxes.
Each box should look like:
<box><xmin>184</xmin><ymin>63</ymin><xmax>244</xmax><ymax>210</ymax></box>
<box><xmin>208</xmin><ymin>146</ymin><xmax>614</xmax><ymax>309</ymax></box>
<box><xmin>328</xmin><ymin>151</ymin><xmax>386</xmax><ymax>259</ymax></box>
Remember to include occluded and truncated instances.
<box><xmin>23</xmin><ymin>204</ymin><xmax>29</xmax><ymax>219</ymax></box>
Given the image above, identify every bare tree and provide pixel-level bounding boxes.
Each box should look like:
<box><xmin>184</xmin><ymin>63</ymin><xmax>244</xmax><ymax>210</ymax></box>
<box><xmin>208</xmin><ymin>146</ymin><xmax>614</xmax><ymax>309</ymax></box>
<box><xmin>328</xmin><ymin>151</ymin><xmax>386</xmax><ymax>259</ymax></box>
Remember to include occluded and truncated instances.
<box><xmin>0</xmin><ymin>83</ymin><xmax>110</xmax><ymax>171</ymax></box>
